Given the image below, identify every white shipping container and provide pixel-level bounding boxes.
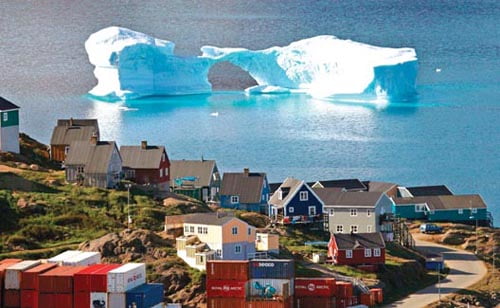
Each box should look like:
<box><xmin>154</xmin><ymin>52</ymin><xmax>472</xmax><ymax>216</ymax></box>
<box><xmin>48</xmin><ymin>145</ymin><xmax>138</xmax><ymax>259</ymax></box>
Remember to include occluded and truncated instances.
<box><xmin>62</xmin><ymin>251</ymin><xmax>101</xmax><ymax>266</ymax></box>
<box><xmin>4</xmin><ymin>260</ymin><xmax>41</xmax><ymax>290</ymax></box>
<box><xmin>107</xmin><ymin>263</ymin><xmax>146</xmax><ymax>293</ymax></box>
<box><xmin>48</xmin><ymin>250</ymin><xmax>82</xmax><ymax>264</ymax></box>
<box><xmin>248</xmin><ymin>278</ymin><xmax>294</xmax><ymax>298</ymax></box>
<box><xmin>91</xmin><ymin>292</ymin><xmax>108</xmax><ymax>308</ymax></box>
<box><xmin>108</xmin><ymin>293</ymin><xmax>125</xmax><ymax>308</ymax></box>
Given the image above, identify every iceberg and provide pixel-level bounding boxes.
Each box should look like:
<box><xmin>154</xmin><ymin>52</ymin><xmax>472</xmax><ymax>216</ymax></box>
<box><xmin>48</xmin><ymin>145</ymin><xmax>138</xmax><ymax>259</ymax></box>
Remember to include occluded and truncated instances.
<box><xmin>85</xmin><ymin>27</ymin><xmax>418</xmax><ymax>101</ymax></box>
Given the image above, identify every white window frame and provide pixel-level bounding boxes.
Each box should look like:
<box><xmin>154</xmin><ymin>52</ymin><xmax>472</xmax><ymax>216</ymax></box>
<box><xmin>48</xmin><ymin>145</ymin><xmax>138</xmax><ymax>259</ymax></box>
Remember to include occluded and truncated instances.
<box><xmin>350</xmin><ymin>209</ymin><xmax>358</xmax><ymax>216</ymax></box>
<box><xmin>202</xmin><ymin>227</ymin><xmax>208</xmax><ymax>234</ymax></box>
<box><xmin>367</xmin><ymin>225</ymin><xmax>372</xmax><ymax>233</ymax></box>
<box><xmin>471</xmin><ymin>208</ymin><xmax>477</xmax><ymax>214</ymax></box>
<box><xmin>350</xmin><ymin>225</ymin><xmax>358</xmax><ymax>233</ymax></box>
<box><xmin>308</xmin><ymin>206</ymin><xmax>316</xmax><ymax>216</ymax></box>
<box><xmin>197</xmin><ymin>226</ymin><xmax>203</xmax><ymax>233</ymax></box>
<box><xmin>235</xmin><ymin>245</ymin><xmax>241</xmax><ymax>254</ymax></box>
<box><xmin>367</xmin><ymin>209</ymin><xmax>371</xmax><ymax>217</ymax></box>
<box><xmin>160</xmin><ymin>168</ymin><xmax>163</xmax><ymax>177</ymax></box>
<box><xmin>346</xmin><ymin>250</ymin><xmax>353</xmax><ymax>258</ymax></box>
<box><xmin>184</xmin><ymin>225</ymin><xmax>189</xmax><ymax>232</ymax></box>
<box><xmin>189</xmin><ymin>226</ymin><xmax>194</xmax><ymax>232</ymax></box>
<box><xmin>336</xmin><ymin>225</ymin><xmax>344</xmax><ymax>233</ymax></box>
<box><xmin>289</xmin><ymin>207</ymin><xmax>294</xmax><ymax>213</ymax></box>
<box><xmin>458</xmin><ymin>208</ymin><xmax>463</xmax><ymax>214</ymax></box>
<box><xmin>3</xmin><ymin>112</ymin><xmax>7</xmax><ymax>122</ymax></box>
<box><xmin>374</xmin><ymin>248</ymin><xmax>381</xmax><ymax>257</ymax></box>
<box><xmin>232</xmin><ymin>226</ymin><xmax>238</xmax><ymax>235</ymax></box>
<box><xmin>299</xmin><ymin>191</ymin><xmax>309</xmax><ymax>201</ymax></box>
<box><xmin>165</xmin><ymin>168</ymin><xmax>169</xmax><ymax>176</ymax></box>
<box><xmin>231</xmin><ymin>195</ymin><xmax>239</xmax><ymax>204</ymax></box>
<box><xmin>162</xmin><ymin>153</ymin><xmax>165</xmax><ymax>162</ymax></box>
<box><xmin>278</xmin><ymin>190</ymin><xmax>283</xmax><ymax>200</ymax></box>
<box><xmin>364</xmin><ymin>248</ymin><xmax>372</xmax><ymax>257</ymax></box>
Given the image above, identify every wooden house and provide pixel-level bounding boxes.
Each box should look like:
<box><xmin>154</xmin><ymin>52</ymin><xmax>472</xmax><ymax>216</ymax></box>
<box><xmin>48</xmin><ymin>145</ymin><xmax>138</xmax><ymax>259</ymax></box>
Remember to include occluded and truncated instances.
<box><xmin>170</xmin><ymin>159</ymin><xmax>221</xmax><ymax>202</ymax></box>
<box><xmin>327</xmin><ymin>232</ymin><xmax>386</xmax><ymax>267</ymax></box>
<box><xmin>0</xmin><ymin>97</ymin><xmax>20</xmax><ymax>153</ymax></box>
<box><xmin>220</xmin><ymin>168</ymin><xmax>270</xmax><ymax>213</ymax></box>
<box><xmin>64</xmin><ymin>137</ymin><xmax>122</xmax><ymax>189</ymax></box>
<box><xmin>50</xmin><ymin>118</ymin><xmax>99</xmax><ymax>162</ymax></box>
<box><xmin>120</xmin><ymin>141</ymin><xmax>170</xmax><ymax>191</ymax></box>
<box><xmin>268</xmin><ymin>177</ymin><xmax>324</xmax><ymax>224</ymax></box>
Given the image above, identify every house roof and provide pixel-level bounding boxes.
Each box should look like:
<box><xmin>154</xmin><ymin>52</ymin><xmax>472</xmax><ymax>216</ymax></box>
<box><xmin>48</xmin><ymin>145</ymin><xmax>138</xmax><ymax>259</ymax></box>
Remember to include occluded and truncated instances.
<box><xmin>221</xmin><ymin>171</ymin><xmax>266</xmax><ymax>204</ymax></box>
<box><xmin>315</xmin><ymin>188</ymin><xmax>383</xmax><ymax>208</ymax></box>
<box><xmin>50</xmin><ymin>119</ymin><xmax>99</xmax><ymax>146</ymax></box>
<box><xmin>183</xmin><ymin>212</ymin><xmax>248</xmax><ymax>227</ymax></box>
<box><xmin>406</xmin><ymin>185</ymin><xmax>453</xmax><ymax>196</ymax></box>
<box><xmin>170</xmin><ymin>160</ymin><xmax>217</xmax><ymax>187</ymax></box>
<box><xmin>269</xmin><ymin>183</ymin><xmax>282</xmax><ymax>194</ymax></box>
<box><xmin>269</xmin><ymin>177</ymin><xmax>303</xmax><ymax>208</ymax></box>
<box><xmin>65</xmin><ymin>141</ymin><xmax>119</xmax><ymax>173</ymax></box>
<box><xmin>394</xmin><ymin>195</ymin><xmax>486</xmax><ymax>210</ymax></box>
<box><xmin>311</xmin><ymin>179</ymin><xmax>367</xmax><ymax>191</ymax></box>
<box><xmin>332</xmin><ymin>232</ymin><xmax>385</xmax><ymax>250</ymax></box>
<box><xmin>0</xmin><ymin>97</ymin><xmax>20</xmax><ymax>111</ymax></box>
<box><xmin>363</xmin><ymin>181</ymin><xmax>397</xmax><ymax>193</ymax></box>
<box><xmin>57</xmin><ymin>119</ymin><xmax>98</xmax><ymax>127</ymax></box>
<box><xmin>120</xmin><ymin>145</ymin><xmax>166</xmax><ymax>169</ymax></box>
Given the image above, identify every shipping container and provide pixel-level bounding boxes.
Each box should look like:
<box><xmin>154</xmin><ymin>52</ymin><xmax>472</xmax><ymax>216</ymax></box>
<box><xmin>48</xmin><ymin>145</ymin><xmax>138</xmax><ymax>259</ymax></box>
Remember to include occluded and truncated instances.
<box><xmin>206</xmin><ymin>260</ymin><xmax>250</xmax><ymax>281</ymax></box>
<box><xmin>39</xmin><ymin>293</ymin><xmax>55</xmax><ymax>308</ymax></box>
<box><xmin>39</xmin><ymin>266</ymin><xmax>86</xmax><ymax>293</ymax></box>
<box><xmin>107</xmin><ymin>263</ymin><xmax>146</xmax><ymax>293</ymax></box>
<box><xmin>294</xmin><ymin>296</ymin><xmax>336</xmax><ymax>308</ymax></box>
<box><xmin>0</xmin><ymin>259</ymin><xmax>21</xmax><ymax>305</ymax></box>
<box><xmin>5</xmin><ymin>260</ymin><xmax>42</xmax><ymax>289</ymax></box>
<box><xmin>48</xmin><ymin>251</ymin><xmax>83</xmax><ymax>265</ymax></box>
<box><xmin>90</xmin><ymin>292</ymin><xmax>107</xmax><ymax>308</ymax></box>
<box><xmin>21</xmin><ymin>263</ymin><xmax>58</xmax><ymax>290</ymax></box>
<box><xmin>249</xmin><ymin>260</ymin><xmax>294</xmax><ymax>279</ymax></box>
<box><xmin>62</xmin><ymin>252</ymin><xmax>101</xmax><ymax>267</ymax></box>
<box><xmin>294</xmin><ymin>278</ymin><xmax>336</xmax><ymax>297</ymax></box>
<box><xmin>207</xmin><ymin>279</ymin><xmax>248</xmax><ymax>298</ymax></box>
<box><xmin>73</xmin><ymin>291</ymin><xmax>90</xmax><ymax>308</ymax></box>
<box><xmin>370</xmin><ymin>288</ymin><xmax>383</xmax><ymax>304</ymax></box>
<box><xmin>248</xmin><ymin>279</ymin><xmax>293</xmax><ymax>299</ymax></box>
<box><xmin>20</xmin><ymin>289</ymin><xmax>38</xmax><ymax>308</ymax></box>
<box><xmin>74</xmin><ymin>264</ymin><xmax>120</xmax><ymax>292</ymax></box>
<box><xmin>335</xmin><ymin>281</ymin><xmax>353</xmax><ymax>298</ymax></box>
<box><xmin>108</xmin><ymin>292</ymin><xmax>126</xmax><ymax>308</ymax></box>
<box><xmin>246</xmin><ymin>297</ymin><xmax>293</xmax><ymax>308</ymax></box>
<box><xmin>359</xmin><ymin>292</ymin><xmax>375</xmax><ymax>307</ymax></box>
<box><xmin>126</xmin><ymin>283</ymin><xmax>164</xmax><ymax>308</ymax></box>
<box><xmin>4</xmin><ymin>289</ymin><xmax>20</xmax><ymax>308</ymax></box>
<box><xmin>207</xmin><ymin>297</ymin><xmax>246</xmax><ymax>308</ymax></box>
<box><xmin>54</xmin><ymin>293</ymin><xmax>73</xmax><ymax>308</ymax></box>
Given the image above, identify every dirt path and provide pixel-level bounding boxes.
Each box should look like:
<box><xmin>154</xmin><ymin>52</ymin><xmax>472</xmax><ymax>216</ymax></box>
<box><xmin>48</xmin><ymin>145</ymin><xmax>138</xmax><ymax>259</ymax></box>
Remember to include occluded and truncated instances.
<box><xmin>0</xmin><ymin>164</ymin><xmax>21</xmax><ymax>173</ymax></box>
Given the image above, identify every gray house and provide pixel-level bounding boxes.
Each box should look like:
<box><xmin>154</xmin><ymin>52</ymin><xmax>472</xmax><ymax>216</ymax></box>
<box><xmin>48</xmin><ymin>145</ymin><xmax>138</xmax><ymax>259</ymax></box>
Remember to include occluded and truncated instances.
<box><xmin>315</xmin><ymin>187</ymin><xmax>394</xmax><ymax>234</ymax></box>
<box><xmin>170</xmin><ymin>159</ymin><xmax>221</xmax><ymax>202</ymax></box>
<box><xmin>65</xmin><ymin>137</ymin><xmax>122</xmax><ymax>188</ymax></box>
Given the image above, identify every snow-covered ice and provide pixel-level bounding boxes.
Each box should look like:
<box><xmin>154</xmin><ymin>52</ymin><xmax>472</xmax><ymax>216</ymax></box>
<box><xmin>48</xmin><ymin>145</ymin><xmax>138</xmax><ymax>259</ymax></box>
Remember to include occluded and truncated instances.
<box><xmin>85</xmin><ymin>27</ymin><xmax>418</xmax><ymax>101</ymax></box>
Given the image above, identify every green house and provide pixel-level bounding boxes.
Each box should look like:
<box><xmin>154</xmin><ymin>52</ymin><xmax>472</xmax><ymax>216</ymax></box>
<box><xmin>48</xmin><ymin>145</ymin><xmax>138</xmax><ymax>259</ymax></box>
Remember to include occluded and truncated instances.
<box><xmin>0</xmin><ymin>97</ymin><xmax>20</xmax><ymax>153</ymax></box>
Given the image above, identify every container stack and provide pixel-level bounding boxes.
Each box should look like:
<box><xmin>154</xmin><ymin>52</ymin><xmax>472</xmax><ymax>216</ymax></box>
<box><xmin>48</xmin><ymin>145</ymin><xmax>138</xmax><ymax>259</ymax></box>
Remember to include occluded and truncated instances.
<box><xmin>107</xmin><ymin>263</ymin><xmax>147</xmax><ymax>308</ymax></box>
<box><xmin>293</xmin><ymin>278</ymin><xmax>336</xmax><ymax>308</ymax></box>
<box><xmin>126</xmin><ymin>283</ymin><xmax>164</xmax><ymax>308</ymax></box>
<box><xmin>48</xmin><ymin>251</ymin><xmax>101</xmax><ymax>267</ymax></box>
<box><xmin>369</xmin><ymin>288</ymin><xmax>383</xmax><ymax>305</ymax></box>
<box><xmin>20</xmin><ymin>263</ymin><xmax>58</xmax><ymax>308</ymax></box>
<box><xmin>38</xmin><ymin>266</ymin><xmax>87</xmax><ymax>307</ymax></box>
<box><xmin>73</xmin><ymin>264</ymin><xmax>121</xmax><ymax>308</ymax></box>
<box><xmin>0</xmin><ymin>260</ymin><xmax>21</xmax><ymax>308</ymax></box>
<box><xmin>334</xmin><ymin>281</ymin><xmax>353</xmax><ymax>308</ymax></box>
<box><xmin>4</xmin><ymin>261</ymin><xmax>41</xmax><ymax>308</ymax></box>
<box><xmin>206</xmin><ymin>260</ymin><xmax>249</xmax><ymax>308</ymax></box>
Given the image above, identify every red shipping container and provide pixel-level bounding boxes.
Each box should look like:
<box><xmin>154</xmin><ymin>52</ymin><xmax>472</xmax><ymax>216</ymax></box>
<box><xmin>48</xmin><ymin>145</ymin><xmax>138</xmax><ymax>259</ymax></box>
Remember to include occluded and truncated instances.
<box><xmin>39</xmin><ymin>266</ymin><xmax>86</xmax><ymax>293</ymax></box>
<box><xmin>39</xmin><ymin>293</ymin><xmax>55</xmax><ymax>308</ymax></box>
<box><xmin>360</xmin><ymin>292</ymin><xmax>375</xmax><ymax>307</ymax></box>
<box><xmin>206</xmin><ymin>260</ymin><xmax>249</xmax><ymax>281</ymax></box>
<box><xmin>370</xmin><ymin>288</ymin><xmax>383</xmax><ymax>304</ymax></box>
<box><xmin>21</xmin><ymin>289</ymin><xmax>38</xmax><ymax>308</ymax></box>
<box><xmin>294</xmin><ymin>296</ymin><xmax>336</xmax><ymax>308</ymax></box>
<box><xmin>335</xmin><ymin>281</ymin><xmax>353</xmax><ymax>298</ymax></box>
<box><xmin>39</xmin><ymin>267</ymin><xmax>68</xmax><ymax>292</ymax></box>
<box><xmin>337</xmin><ymin>298</ymin><xmax>346</xmax><ymax>308</ymax></box>
<box><xmin>54</xmin><ymin>293</ymin><xmax>73</xmax><ymax>308</ymax></box>
<box><xmin>246</xmin><ymin>298</ymin><xmax>293</xmax><ymax>308</ymax></box>
<box><xmin>74</xmin><ymin>264</ymin><xmax>120</xmax><ymax>292</ymax></box>
<box><xmin>208</xmin><ymin>297</ymin><xmax>246</xmax><ymax>308</ymax></box>
<box><xmin>73</xmin><ymin>291</ymin><xmax>90</xmax><ymax>308</ymax></box>
<box><xmin>21</xmin><ymin>263</ymin><xmax>58</xmax><ymax>290</ymax></box>
<box><xmin>0</xmin><ymin>259</ymin><xmax>21</xmax><ymax>306</ymax></box>
<box><xmin>4</xmin><ymin>289</ymin><xmax>20</xmax><ymax>307</ymax></box>
<box><xmin>294</xmin><ymin>278</ymin><xmax>336</xmax><ymax>297</ymax></box>
<box><xmin>207</xmin><ymin>279</ymin><xmax>248</xmax><ymax>298</ymax></box>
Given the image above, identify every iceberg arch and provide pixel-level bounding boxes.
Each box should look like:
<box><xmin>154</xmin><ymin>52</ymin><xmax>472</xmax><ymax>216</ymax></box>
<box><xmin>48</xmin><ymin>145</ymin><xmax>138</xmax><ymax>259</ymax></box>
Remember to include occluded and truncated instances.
<box><xmin>85</xmin><ymin>27</ymin><xmax>418</xmax><ymax>101</ymax></box>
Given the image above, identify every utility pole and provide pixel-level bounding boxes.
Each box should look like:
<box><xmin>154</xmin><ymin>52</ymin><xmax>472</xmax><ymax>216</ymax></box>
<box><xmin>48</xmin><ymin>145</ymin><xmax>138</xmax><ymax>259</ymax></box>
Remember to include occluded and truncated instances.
<box><xmin>438</xmin><ymin>263</ymin><xmax>441</xmax><ymax>303</ymax></box>
<box><xmin>126</xmin><ymin>183</ymin><xmax>132</xmax><ymax>229</ymax></box>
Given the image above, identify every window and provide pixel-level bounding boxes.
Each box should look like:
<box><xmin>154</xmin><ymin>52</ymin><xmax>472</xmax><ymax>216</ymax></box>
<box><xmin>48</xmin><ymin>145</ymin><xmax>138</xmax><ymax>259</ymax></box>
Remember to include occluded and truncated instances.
<box><xmin>308</xmin><ymin>206</ymin><xmax>316</xmax><ymax>216</ymax></box>
<box><xmin>289</xmin><ymin>207</ymin><xmax>294</xmax><ymax>213</ymax></box>
<box><xmin>231</xmin><ymin>196</ymin><xmax>239</xmax><ymax>204</ymax></box>
<box><xmin>374</xmin><ymin>248</ymin><xmax>381</xmax><ymax>257</ymax></box>
<box><xmin>350</xmin><ymin>209</ymin><xmax>358</xmax><ymax>216</ymax></box>
<box><xmin>184</xmin><ymin>226</ymin><xmax>189</xmax><ymax>232</ymax></box>
<box><xmin>471</xmin><ymin>208</ymin><xmax>477</xmax><ymax>214</ymax></box>
<box><xmin>160</xmin><ymin>168</ymin><xmax>163</xmax><ymax>177</ymax></box>
<box><xmin>350</xmin><ymin>225</ymin><xmax>358</xmax><ymax>233</ymax></box>
<box><xmin>232</xmin><ymin>227</ymin><xmax>238</xmax><ymax>235</ymax></box>
<box><xmin>3</xmin><ymin>112</ymin><xmax>7</xmax><ymax>122</ymax></box>
<box><xmin>328</xmin><ymin>208</ymin><xmax>335</xmax><ymax>216</ymax></box>
<box><xmin>165</xmin><ymin>168</ymin><xmax>169</xmax><ymax>176</ymax></box>
<box><xmin>346</xmin><ymin>250</ymin><xmax>353</xmax><ymax>258</ymax></box>
<box><xmin>336</xmin><ymin>225</ymin><xmax>344</xmax><ymax>233</ymax></box>
<box><xmin>458</xmin><ymin>209</ymin><xmax>463</xmax><ymax>214</ymax></box>
<box><xmin>235</xmin><ymin>245</ymin><xmax>242</xmax><ymax>254</ymax></box>
<box><xmin>189</xmin><ymin>226</ymin><xmax>194</xmax><ymax>232</ymax></box>
<box><xmin>367</xmin><ymin>225</ymin><xmax>372</xmax><ymax>233</ymax></box>
<box><xmin>202</xmin><ymin>227</ymin><xmax>208</xmax><ymax>234</ymax></box>
<box><xmin>364</xmin><ymin>248</ymin><xmax>372</xmax><ymax>257</ymax></box>
<box><xmin>197</xmin><ymin>227</ymin><xmax>203</xmax><ymax>233</ymax></box>
<box><xmin>367</xmin><ymin>209</ymin><xmax>371</xmax><ymax>217</ymax></box>
<box><xmin>248</xmin><ymin>228</ymin><xmax>252</xmax><ymax>235</ymax></box>
<box><xmin>216</xmin><ymin>249</ymin><xmax>222</xmax><ymax>256</ymax></box>
<box><xmin>162</xmin><ymin>153</ymin><xmax>165</xmax><ymax>162</ymax></box>
<box><xmin>77</xmin><ymin>166</ymin><xmax>84</xmax><ymax>173</ymax></box>
<box><xmin>415</xmin><ymin>204</ymin><xmax>426</xmax><ymax>212</ymax></box>
<box><xmin>300</xmin><ymin>191</ymin><xmax>309</xmax><ymax>201</ymax></box>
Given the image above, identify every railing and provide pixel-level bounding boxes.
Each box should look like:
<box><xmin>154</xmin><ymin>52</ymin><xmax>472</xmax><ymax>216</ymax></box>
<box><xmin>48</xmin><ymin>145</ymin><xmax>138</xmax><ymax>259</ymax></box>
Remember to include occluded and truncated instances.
<box><xmin>248</xmin><ymin>251</ymin><xmax>270</xmax><ymax>259</ymax></box>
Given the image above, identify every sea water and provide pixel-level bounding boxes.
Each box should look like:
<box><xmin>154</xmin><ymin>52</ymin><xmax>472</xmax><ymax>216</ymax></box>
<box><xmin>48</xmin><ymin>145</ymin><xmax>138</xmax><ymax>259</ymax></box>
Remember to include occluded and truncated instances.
<box><xmin>0</xmin><ymin>0</ymin><xmax>498</xmax><ymax>224</ymax></box>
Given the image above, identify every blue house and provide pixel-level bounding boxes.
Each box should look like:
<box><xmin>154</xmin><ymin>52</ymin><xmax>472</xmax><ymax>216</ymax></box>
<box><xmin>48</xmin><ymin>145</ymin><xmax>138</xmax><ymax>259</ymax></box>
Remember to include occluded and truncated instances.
<box><xmin>268</xmin><ymin>177</ymin><xmax>324</xmax><ymax>224</ymax></box>
<box><xmin>220</xmin><ymin>168</ymin><xmax>270</xmax><ymax>214</ymax></box>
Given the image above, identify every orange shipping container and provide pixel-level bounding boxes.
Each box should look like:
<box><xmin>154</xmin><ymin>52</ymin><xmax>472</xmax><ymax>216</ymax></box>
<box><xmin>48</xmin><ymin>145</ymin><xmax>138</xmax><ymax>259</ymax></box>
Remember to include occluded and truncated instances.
<box><xmin>206</xmin><ymin>260</ymin><xmax>250</xmax><ymax>281</ymax></box>
<box><xmin>246</xmin><ymin>298</ymin><xmax>293</xmax><ymax>308</ymax></box>
<box><xmin>21</xmin><ymin>263</ymin><xmax>58</xmax><ymax>290</ymax></box>
<box><xmin>370</xmin><ymin>288</ymin><xmax>383</xmax><ymax>304</ymax></box>
<box><xmin>4</xmin><ymin>289</ymin><xmax>20</xmax><ymax>308</ymax></box>
<box><xmin>360</xmin><ymin>292</ymin><xmax>375</xmax><ymax>307</ymax></box>
<box><xmin>335</xmin><ymin>281</ymin><xmax>353</xmax><ymax>298</ymax></box>
<box><xmin>208</xmin><ymin>297</ymin><xmax>246</xmax><ymax>308</ymax></box>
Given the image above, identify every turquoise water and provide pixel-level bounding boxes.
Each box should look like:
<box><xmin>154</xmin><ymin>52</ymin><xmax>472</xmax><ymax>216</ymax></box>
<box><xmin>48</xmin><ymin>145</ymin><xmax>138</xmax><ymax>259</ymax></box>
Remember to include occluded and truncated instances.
<box><xmin>0</xmin><ymin>1</ymin><xmax>499</xmax><ymax>224</ymax></box>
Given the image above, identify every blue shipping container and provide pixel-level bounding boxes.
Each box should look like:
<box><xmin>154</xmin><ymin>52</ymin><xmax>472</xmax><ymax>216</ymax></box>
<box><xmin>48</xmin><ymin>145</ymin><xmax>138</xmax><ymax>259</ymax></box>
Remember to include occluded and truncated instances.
<box><xmin>126</xmin><ymin>283</ymin><xmax>164</xmax><ymax>308</ymax></box>
<box><xmin>249</xmin><ymin>259</ymin><xmax>295</xmax><ymax>279</ymax></box>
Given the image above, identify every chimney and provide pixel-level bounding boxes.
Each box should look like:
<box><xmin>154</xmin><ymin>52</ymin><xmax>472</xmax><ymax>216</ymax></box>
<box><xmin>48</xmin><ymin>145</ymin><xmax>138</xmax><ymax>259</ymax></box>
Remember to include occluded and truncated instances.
<box><xmin>69</xmin><ymin>117</ymin><xmax>74</xmax><ymax>126</ymax></box>
<box><xmin>243</xmin><ymin>168</ymin><xmax>249</xmax><ymax>176</ymax></box>
<box><xmin>141</xmin><ymin>140</ymin><xmax>147</xmax><ymax>149</ymax></box>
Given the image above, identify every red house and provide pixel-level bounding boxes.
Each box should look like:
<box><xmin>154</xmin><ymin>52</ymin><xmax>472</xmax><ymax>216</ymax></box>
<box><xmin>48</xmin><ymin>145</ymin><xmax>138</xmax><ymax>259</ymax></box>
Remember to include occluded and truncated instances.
<box><xmin>120</xmin><ymin>141</ymin><xmax>170</xmax><ymax>191</ymax></box>
<box><xmin>328</xmin><ymin>232</ymin><xmax>385</xmax><ymax>268</ymax></box>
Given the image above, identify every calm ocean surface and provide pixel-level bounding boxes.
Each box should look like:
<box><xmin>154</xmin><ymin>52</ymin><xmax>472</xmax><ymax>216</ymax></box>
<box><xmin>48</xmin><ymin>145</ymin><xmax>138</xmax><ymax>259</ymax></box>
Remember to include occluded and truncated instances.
<box><xmin>0</xmin><ymin>1</ymin><xmax>499</xmax><ymax>224</ymax></box>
